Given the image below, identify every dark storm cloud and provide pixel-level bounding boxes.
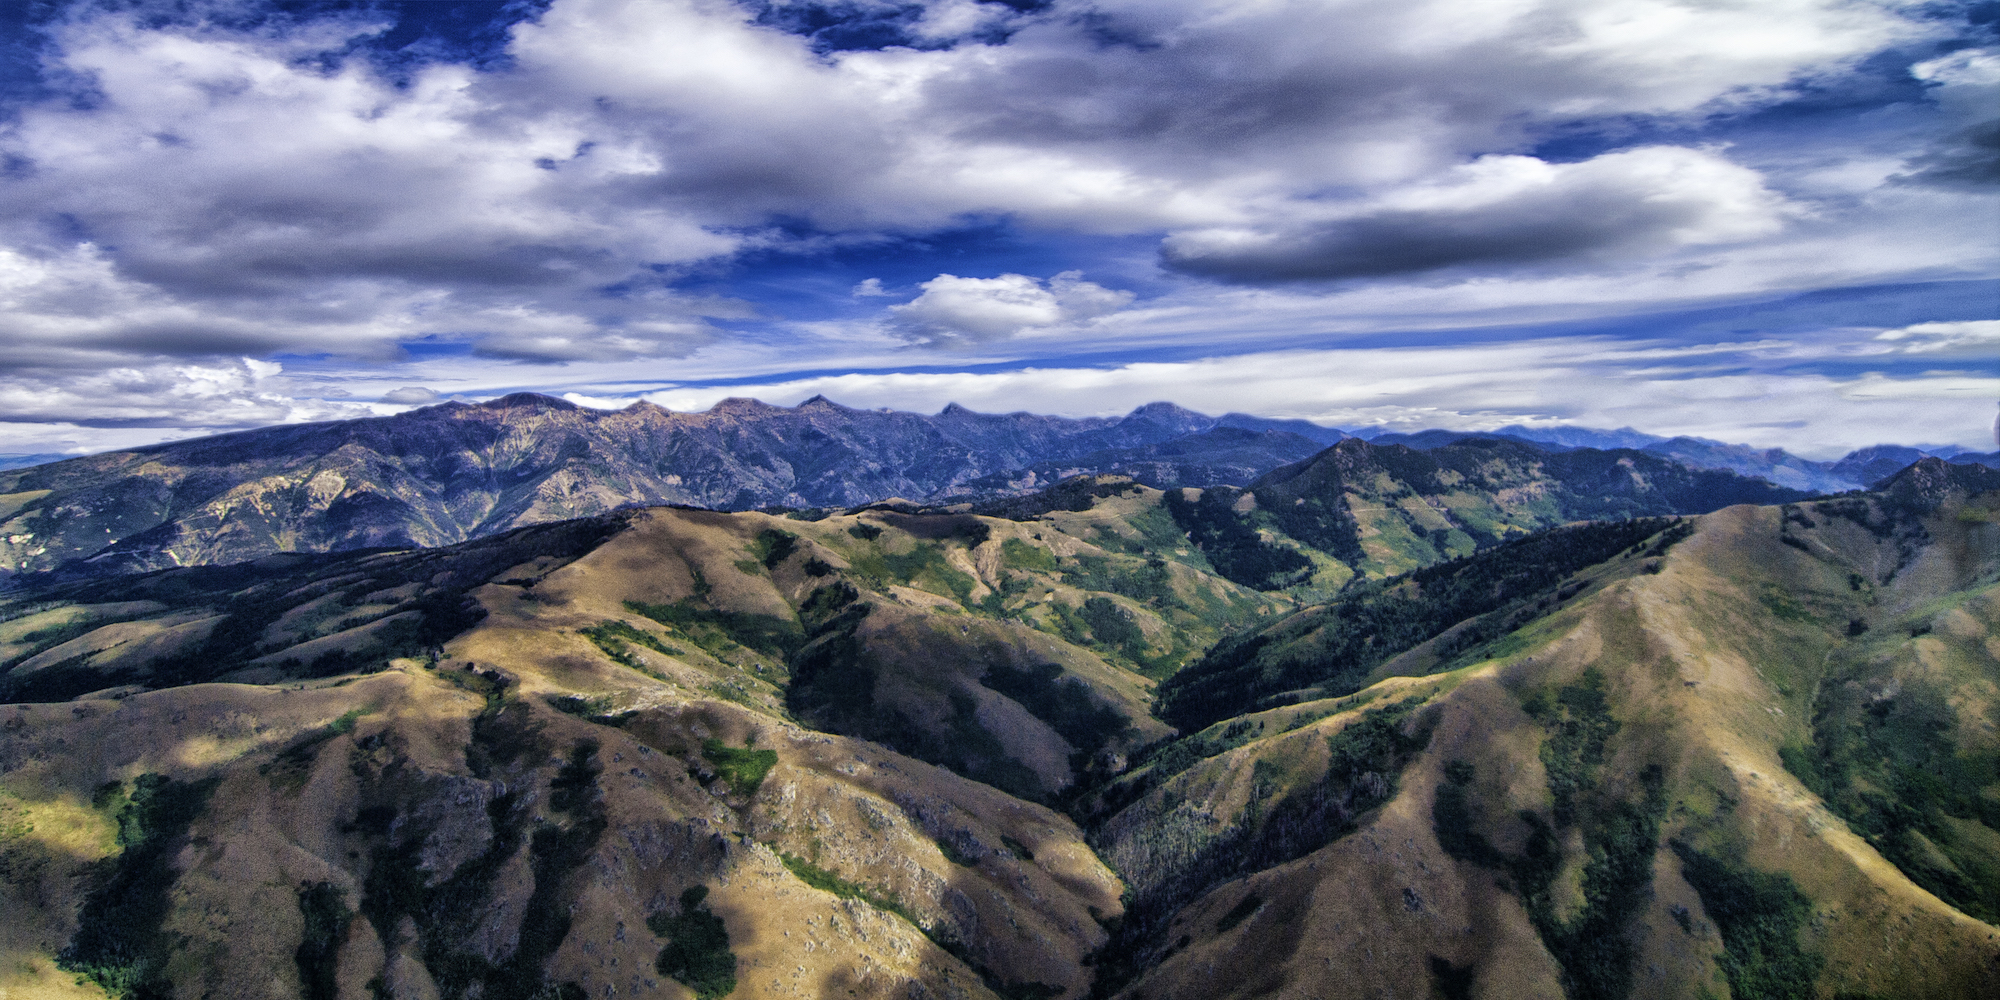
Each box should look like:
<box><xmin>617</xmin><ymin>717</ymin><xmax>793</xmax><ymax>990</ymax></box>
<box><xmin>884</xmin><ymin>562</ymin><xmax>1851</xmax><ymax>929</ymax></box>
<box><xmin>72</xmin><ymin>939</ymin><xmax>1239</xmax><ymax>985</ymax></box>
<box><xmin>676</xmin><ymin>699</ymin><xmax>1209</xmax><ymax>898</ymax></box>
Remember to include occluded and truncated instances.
<box><xmin>1893</xmin><ymin>118</ymin><xmax>2000</xmax><ymax>188</ymax></box>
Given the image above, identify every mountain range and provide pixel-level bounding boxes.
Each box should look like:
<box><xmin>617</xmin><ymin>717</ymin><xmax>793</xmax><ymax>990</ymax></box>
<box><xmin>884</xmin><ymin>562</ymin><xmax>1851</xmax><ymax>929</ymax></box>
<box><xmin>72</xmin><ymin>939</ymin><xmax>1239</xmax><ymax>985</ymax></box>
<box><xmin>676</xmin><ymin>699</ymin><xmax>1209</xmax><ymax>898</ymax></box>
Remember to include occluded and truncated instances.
<box><xmin>2</xmin><ymin>443</ymin><xmax>1996</xmax><ymax>999</ymax></box>
<box><xmin>7</xmin><ymin>393</ymin><xmax>1988</xmax><ymax>585</ymax></box>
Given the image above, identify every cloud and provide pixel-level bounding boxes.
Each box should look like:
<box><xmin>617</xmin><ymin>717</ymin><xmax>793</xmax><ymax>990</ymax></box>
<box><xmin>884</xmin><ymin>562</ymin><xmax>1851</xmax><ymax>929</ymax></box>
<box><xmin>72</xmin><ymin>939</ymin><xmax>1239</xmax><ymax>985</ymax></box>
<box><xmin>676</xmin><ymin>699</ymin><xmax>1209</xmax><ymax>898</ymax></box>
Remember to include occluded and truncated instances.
<box><xmin>888</xmin><ymin>271</ymin><xmax>1134</xmax><ymax>342</ymax></box>
<box><xmin>1160</xmin><ymin>147</ymin><xmax>1791</xmax><ymax>283</ymax></box>
<box><xmin>379</xmin><ymin>386</ymin><xmax>442</xmax><ymax>405</ymax></box>
<box><xmin>1875</xmin><ymin>319</ymin><xmax>2000</xmax><ymax>353</ymax></box>
<box><xmin>852</xmin><ymin>278</ymin><xmax>891</xmax><ymax>297</ymax></box>
<box><xmin>0</xmin><ymin>358</ymin><xmax>376</xmax><ymax>429</ymax></box>
<box><xmin>0</xmin><ymin>0</ymin><xmax>1983</xmax><ymax>446</ymax></box>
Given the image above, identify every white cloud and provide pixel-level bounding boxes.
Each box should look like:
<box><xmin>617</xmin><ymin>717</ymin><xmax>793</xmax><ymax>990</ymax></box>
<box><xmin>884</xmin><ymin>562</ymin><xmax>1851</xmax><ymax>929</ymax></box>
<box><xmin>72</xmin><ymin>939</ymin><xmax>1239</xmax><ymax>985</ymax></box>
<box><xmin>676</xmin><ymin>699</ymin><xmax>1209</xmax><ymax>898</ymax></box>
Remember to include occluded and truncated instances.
<box><xmin>1874</xmin><ymin>319</ymin><xmax>2000</xmax><ymax>352</ymax></box>
<box><xmin>378</xmin><ymin>386</ymin><xmax>443</xmax><ymax>405</ymax></box>
<box><xmin>0</xmin><ymin>358</ymin><xmax>378</xmax><ymax>430</ymax></box>
<box><xmin>1162</xmin><ymin>146</ymin><xmax>1792</xmax><ymax>282</ymax></box>
<box><xmin>0</xmin><ymin>0</ymin><xmax>1983</xmax><ymax>445</ymax></box>
<box><xmin>888</xmin><ymin>271</ymin><xmax>1134</xmax><ymax>342</ymax></box>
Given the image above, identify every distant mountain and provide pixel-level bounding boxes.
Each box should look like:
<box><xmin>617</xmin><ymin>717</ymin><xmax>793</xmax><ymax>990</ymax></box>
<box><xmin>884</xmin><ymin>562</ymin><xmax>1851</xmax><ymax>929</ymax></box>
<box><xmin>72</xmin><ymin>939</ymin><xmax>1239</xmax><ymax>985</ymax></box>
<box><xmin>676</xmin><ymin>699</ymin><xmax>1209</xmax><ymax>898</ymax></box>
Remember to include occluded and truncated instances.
<box><xmin>1212</xmin><ymin>412</ymin><xmax>1351</xmax><ymax>445</ymax></box>
<box><xmin>1360</xmin><ymin>423</ymin><xmax>1664</xmax><ymax>452</ymax></box>
<box><xmin>1354</xmin><ymin>422</ymin><xmax>2000</xmax><ymax>493</ymax></box>
<box><xmin>0</xmin><ymin>395</ymin><xmax>1345</xmax><ymax>580</ymax></box>
<box><xmin>4</xmin><ymin>392</ymin><xmax>1981</xmax><ymax>583</ymax></box>
<box><xmin>1832</xmin><ymin>444</ymin><xmax>1934</xmax><ymax>487</ymax></box>
<box><xmin>942</xmin><ymin>426</ymin><xmax>1328</xmax><ymax>495</ymax></box>
<box><xmin>0</xmin><ymin>453</ymin><xmax>69</xmax><ymax>471</ymax></box>
<box><xmin>1638</xmin><ymin>436</ymin><xmax>1856</xmax><ymax>493</ymax></box>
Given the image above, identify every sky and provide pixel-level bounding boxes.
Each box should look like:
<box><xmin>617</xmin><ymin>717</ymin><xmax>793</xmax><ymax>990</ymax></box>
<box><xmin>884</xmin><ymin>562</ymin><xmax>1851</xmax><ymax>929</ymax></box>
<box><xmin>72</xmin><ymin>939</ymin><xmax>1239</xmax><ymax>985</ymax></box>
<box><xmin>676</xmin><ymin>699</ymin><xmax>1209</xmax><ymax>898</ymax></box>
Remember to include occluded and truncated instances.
<box><xmin>0</xmin><ymin>0</ymin><xmax>1994</xmax><ymax>460</ymax></box>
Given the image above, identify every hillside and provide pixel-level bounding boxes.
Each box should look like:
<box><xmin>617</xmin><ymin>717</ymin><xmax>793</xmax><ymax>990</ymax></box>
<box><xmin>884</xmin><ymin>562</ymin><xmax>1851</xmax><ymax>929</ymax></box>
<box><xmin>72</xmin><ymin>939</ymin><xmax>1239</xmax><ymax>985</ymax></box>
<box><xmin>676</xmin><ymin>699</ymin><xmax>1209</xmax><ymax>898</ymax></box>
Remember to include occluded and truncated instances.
<box><xmin>1</xmin><ymin>464</ymin><xmax>1996</xmax><ymax>999</ymax></box>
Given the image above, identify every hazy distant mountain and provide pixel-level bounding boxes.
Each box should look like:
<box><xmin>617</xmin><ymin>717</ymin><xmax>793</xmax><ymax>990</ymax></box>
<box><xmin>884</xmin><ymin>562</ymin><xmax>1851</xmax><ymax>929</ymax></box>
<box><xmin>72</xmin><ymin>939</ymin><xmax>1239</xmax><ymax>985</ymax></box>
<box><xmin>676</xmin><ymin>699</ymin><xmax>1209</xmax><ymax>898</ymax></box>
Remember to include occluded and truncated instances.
<box><xmin>0</xmin><ymin>395</ymin><xmax>1345</xmax><ymax>579</ymax></box>
<box><xmin>1355</xmin><ymin>423</ymin><xmax>1998</xmax><ymax>493</ymax></box>
<box><xmin>943</xmin><ymin>426</ymin><xmax>1329</xmax><ymax>495</ymax></box>
<box><xmin>0</xmin><ymin>453</ymin><xmax>68</xmax><ymax>471</ymax></box>
<box><xmin>5</xmin><ymin>393</ymin><xmax>1984</xmax><ymax>583</ymax></box>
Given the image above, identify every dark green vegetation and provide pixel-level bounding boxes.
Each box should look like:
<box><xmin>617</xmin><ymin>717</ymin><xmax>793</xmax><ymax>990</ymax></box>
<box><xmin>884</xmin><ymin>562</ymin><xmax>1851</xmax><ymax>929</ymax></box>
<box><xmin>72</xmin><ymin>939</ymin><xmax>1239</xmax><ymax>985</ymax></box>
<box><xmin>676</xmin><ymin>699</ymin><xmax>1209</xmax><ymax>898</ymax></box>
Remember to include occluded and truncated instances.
<box><xmin>1090</xmin><ymin>700</ymin><xmax>1434</xmax><ymax>997</ymax></box>
<box><xmin>1431</xmin><ymin>673</ymin><xmax>1671</xmax><ymax>1000</ymax></box>
<box><xmin>355</xmin><ymin>735</ymin><xmax>603</xmax><ymax>1000</ymax></box>
<box><xmin>749</xmin><ymin>528</ymin><xmax>798</xmax><ymax>569</ymax></box>
<box><xmin>1161</xmin><ymin>485</ymin><xmax>1313</xmax><ymax>590</ymax></box>
<box><xmin>1528</xmin><ymin>668</ymin><xmax>1623</xmax><ymax>829</ymax></box>
<box><xmin>626</xmin><ymin>582</ymin><xmax>806</xmax><ymax>661</ymax></box>
<box><xmin>1158</xmin><ymin>519</ymin><xmax>1689</xmax><ymax>732</ymax></box>
<box><xmin>1431</xmin><ymin>760</ymin><xmax>1504</xmax><ymax>869</ymax></box>
<box><xmin>263</xmin><ymin>707</ymin><xmax>372</xmax><ymax>790</ymax></box>
<box><xmin>699</xmin><ymin>737</ymin><xmax>778</xmax><ymax>796</ymax></box>
<box><xmin>59</xmin><ymin>773</ymin><xmax>218</xmax><ymax>999</ymax></box>
<box><xmin>295</xmin><ymin>881</ymin><xmax>355</xmax><ymax>1000</ymax></box>
<box><xmin>849</xmin><ymin>541</ymin><xmax>979</xmax><ymax>602</ymax></box>
<box><xmin>650</xmin><ymin>886</ymin><xmax>738</xmax><ymax>1000</ymax></box>
<box><xmin>1781</xmin><ymin>639</ymin><xmax>2000</xmax><ymax>923</ymax></box>
<box><xmin>1670</xmin><ymin>843</ymin><xmax>1821</xmax><ymax>1000</ymax></box>
<box><xmin>580</xmin><ymin>619</ymin><xmax>679</xmax><ymax>669</ymax></box>
<box><xmin>0</xmin><ymin>514</ymin><xmax>629</xmax><ymax>702</ymax></box>
<box><xmin>1513</xmin><ymin>673</ymin><xmax>1667</xmax><ymax>1000</ymax></box>
<box><xmin>776</xmin><ymin>852</ymin><xmax>923</xmax><ymax>927</ymax></box>
<box><xmin>773</xmin><ymin>849</ymin><xmax>1061</xmax><ymax>1000</ymax></box>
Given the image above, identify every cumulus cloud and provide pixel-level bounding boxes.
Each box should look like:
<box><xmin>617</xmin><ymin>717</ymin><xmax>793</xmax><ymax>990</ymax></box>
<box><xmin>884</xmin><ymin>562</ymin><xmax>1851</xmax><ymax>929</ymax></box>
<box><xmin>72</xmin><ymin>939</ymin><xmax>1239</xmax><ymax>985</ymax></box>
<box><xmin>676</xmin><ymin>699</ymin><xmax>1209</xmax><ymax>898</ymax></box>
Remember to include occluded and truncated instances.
<box><xmin>0</xmin><ymin>0</ymin><xmax>1982</xmax><ymax>442</ymax></box>
<box><xmin>888</xmin><ymin>271</ymin><xmax>1134</xmax><ymax>343</ymax></box>
<box><xmin>1161</xmin><ymin>147</ymin><xmax>1792</xmax><ymax>283</ymax></box>
<box><xmin>0</xmin><ymin>358</ymin><xmax>376</xmax><ymax>429</ymax></box>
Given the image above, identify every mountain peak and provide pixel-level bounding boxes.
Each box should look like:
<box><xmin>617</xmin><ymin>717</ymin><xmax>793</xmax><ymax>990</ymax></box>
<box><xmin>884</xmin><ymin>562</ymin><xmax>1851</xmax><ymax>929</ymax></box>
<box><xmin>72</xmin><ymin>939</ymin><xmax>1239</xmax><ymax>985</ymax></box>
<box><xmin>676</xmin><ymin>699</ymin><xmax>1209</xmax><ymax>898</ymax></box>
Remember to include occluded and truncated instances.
<box><xmin>1126</xmin><ymin>401</ymin><xmax>1209</xmax><ymax>421</ymax></box>
<box><xmin>708</xmin><ymin>397</ymin><xmax>780</xmax><ymax>416</ymax></box>
<box><xmin>480</xmin><ymin>392</ymin><xmax>577</xmax><ymax>412</ymax></box>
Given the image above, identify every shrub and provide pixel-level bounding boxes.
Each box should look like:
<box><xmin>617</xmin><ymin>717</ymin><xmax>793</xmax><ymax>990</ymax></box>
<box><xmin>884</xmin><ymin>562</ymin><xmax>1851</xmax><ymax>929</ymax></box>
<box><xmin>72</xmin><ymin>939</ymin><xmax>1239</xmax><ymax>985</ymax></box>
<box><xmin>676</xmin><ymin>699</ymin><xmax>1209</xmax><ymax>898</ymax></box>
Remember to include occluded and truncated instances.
<box><xmin>650</xmin><ymin>886</ymin><xmax>737</xmax><ymax>1000</ymax></box>
<box><xmin>700</xmin><ymin>739</ymin><xmax>777</xmax><ymax>797</ymax></box>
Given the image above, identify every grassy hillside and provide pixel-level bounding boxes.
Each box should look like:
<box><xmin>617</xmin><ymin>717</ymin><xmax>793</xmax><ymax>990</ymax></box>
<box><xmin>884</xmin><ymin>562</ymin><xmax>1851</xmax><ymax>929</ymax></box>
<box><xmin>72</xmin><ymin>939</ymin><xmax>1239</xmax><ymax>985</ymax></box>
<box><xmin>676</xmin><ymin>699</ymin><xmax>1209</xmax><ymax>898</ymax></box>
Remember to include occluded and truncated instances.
<box><xmin>1</xmin><ymin>465</ymin><xmax>1995</xmax><ymax>999</ymax></box>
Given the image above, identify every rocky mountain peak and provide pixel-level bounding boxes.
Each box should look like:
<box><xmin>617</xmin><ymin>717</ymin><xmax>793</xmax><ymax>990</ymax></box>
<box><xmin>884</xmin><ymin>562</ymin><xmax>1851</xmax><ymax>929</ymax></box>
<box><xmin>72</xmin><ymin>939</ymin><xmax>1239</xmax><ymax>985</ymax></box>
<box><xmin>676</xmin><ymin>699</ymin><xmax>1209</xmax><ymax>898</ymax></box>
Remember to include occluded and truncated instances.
<box><xmin>707</xmin><ymin>397</ymin><xmax>782</xmax><ymax>417</ymax></box>
<box><xmin>480</xmin><ymin>392</ymin><xmax>578</xmax><ymax>412</ymax></box>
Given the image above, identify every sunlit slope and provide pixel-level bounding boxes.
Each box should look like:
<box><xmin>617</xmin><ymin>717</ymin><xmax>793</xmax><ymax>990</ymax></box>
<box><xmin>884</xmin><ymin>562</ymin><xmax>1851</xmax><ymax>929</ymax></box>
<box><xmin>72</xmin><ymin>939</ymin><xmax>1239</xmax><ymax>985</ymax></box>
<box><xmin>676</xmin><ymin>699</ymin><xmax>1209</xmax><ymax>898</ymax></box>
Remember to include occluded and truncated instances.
<box><xmin>0</xmin><ymin>492</ymin><xmax>1291</xmax><ymax>999</ymax></box>
<box><xmin>1085</xmin><ymin>464</ymin><xmax>2000</xmax><ymax>1000</ymax></box>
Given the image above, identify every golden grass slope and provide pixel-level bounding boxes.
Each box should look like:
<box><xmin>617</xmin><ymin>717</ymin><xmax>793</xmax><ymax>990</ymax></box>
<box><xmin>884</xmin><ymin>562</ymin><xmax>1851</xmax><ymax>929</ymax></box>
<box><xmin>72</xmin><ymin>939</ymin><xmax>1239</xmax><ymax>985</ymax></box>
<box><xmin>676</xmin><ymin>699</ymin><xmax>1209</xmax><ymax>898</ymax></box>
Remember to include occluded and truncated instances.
<box><xmin>1094</xmin><ymin>497</ymin><xmax>2000</xmax><ymax>999</ymax></box>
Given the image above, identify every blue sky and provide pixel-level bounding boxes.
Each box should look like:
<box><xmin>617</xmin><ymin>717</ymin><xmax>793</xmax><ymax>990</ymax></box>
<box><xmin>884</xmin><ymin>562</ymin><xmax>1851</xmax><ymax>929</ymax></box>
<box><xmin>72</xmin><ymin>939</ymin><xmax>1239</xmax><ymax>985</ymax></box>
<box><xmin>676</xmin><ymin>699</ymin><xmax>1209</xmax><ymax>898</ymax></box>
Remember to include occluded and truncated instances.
<box><xmin>0</xmin><ymin>0</ymin><xmax>1994</xmax><ymax>458</ymax></box>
